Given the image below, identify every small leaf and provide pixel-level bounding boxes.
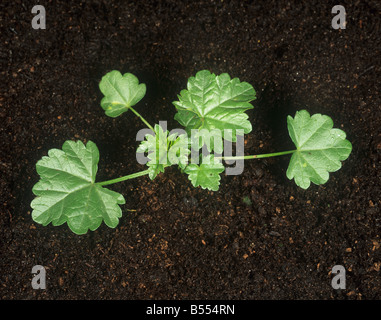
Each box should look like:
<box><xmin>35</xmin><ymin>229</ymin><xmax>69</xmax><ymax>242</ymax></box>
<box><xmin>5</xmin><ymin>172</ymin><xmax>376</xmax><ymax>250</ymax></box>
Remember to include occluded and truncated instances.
<box><xmin>167</xmin><ymin>133</ymin><xmax>191</xmax><ymax>169</ymax></box>
<box><xmin>137</xmin><ymin>124</ymin><xmax>170</xmax><ymax>180</ymax></box>
<box><xmin>286</xmin><ymin>110</ymin><xmax>352</xmax><ymax>189</ymax></box>
<box><xmin>184</xmin><ymin>155</ymin><xmax>225</xmax><ymax>191</ymax></box>
<box><xmin>173</xmin><ymin>70</ymin><xmax>256</xmax><ymax>151</ymax></box>
<box><xmin>99</xmin><ymin>70</ymin><xmax>146</xmax><ymax>117</ymax></box>
<box><xmin>137</xmin><ymin>125</ymin><xmax>190</xmax><ymax>179</ymax></box>
<box><xmin>31</xmin><ymin>140</ymin><xmax>125</xmax><ymax>234</ymax></box>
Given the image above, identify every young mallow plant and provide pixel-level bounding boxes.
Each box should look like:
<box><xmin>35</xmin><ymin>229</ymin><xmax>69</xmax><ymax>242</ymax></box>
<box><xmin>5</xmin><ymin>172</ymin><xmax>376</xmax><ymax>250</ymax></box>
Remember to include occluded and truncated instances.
<box><xmin>31</xmin><ymin>70</ymin><xmax>352</xmax><ymax>234</ymax></box>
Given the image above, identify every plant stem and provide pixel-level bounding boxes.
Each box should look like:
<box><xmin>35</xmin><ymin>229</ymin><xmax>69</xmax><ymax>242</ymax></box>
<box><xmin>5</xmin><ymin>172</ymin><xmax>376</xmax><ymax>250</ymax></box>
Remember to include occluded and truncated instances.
<box><xmin>96</xmin><ymin>169</ymin><xmax>150</xmax><ymax>186</ymax></box>
<box><xmin>129</xmin><ymin>106</ymin><xmax>154</xmax><ymax>132</ymax></box>
<box><xmin>220</xmin><ymin>150</ymin><xmax>296</xmax><ymax>161</ymax></box>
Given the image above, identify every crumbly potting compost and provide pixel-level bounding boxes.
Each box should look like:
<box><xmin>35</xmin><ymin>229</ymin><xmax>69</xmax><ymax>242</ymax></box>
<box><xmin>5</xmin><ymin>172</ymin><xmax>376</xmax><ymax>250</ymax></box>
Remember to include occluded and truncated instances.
<box><xmin>1</xmin><ymin>0</ymin><xmax>380</xmax><ymax>299</ymax></box>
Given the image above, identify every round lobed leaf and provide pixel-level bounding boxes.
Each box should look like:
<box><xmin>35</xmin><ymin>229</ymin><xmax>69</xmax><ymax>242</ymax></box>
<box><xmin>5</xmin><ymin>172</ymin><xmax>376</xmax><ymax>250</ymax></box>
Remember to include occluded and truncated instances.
<box><xmin>286</xmin><ymin>110</ymin><xmax>352</xmax><ymax>189</ymax></box>
<box><xmin>31</xmin><ymin>140</ymin><xmax>126</xmax><ymax>234</ymax></box>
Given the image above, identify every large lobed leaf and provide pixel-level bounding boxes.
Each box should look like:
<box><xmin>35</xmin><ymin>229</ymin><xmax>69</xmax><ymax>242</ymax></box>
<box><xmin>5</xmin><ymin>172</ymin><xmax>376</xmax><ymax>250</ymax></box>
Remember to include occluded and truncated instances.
<box><xmin>173</xmin><ymin>70</ymin><xmax>256</xmax><ymax>150</ymax></box>
<box><xmin>31</xmin><ymin>140</ymin><xmax>125</xmax><ymax>234</ymax></box>
<box><xmin>286</xmin><ymin>110</ymin><xmax>352</xmax><ymax>189</ymax></box>
<box><xmin>99</xmin><ymin>70</ymin><xmax>146</xmax><ymax>117</ymax></box>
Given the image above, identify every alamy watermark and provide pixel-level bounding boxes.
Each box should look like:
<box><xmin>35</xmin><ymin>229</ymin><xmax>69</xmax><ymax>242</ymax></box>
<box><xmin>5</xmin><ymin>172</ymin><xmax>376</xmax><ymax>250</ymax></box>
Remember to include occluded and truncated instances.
<box><xmin>135</xmin><ymin>122</ymin><xmax>245</xmax><ymax>175</ymax></box>
<box><xmin>31</xmin><ymin>5</ymin><xmax>346</xmax><ymax>31</ymax></box>
<box><xmin>31</xmin><ymin>265</ymin><xmax>46</xmax><ymax>289</ymax></box>
<box><xmin>31</xmin><ymin>5</ymin><xmax>46</xmax><ymax>30</ymax></box>
<box><xmin>331</xmin><ymin>265</ymin><xmax>346</xmax><ymax>290</ymax></box>
<box><xmin>332</xmin><ymin>5</ymin><xmax>346</xmax><ymax>29</ymax></box>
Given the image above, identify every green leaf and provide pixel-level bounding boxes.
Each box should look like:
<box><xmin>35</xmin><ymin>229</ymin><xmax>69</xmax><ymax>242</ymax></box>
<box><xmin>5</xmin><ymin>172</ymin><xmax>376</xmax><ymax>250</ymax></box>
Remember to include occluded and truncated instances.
<box><xmin>31</xmin><ymin>140</ymin><xmax>125</xmax><ymax>235</ymax></box>
<box><xmin>286</xmin><ymin>110</ymin><xmax>352</xmax><ymax>189</ymax></box>
<box><xmin>137</xmin><ymin>125</ymin><xmax>190</xmax><ymax>179</ymax></box>
<box><xmin>167</xmin><ymin>132</ymin><xmax>191</xmax><ymax>169</ymax></box>
<box><xmin>184</xmin><ymin>155</ymin><xmax>225</xmax><ymax>191</ymax></box>
<box><xmin>99</xmin><ymin>70</ymin><xmax>146</xmax><ymax>117</ymax></box>
<box><xmin>137</xmin><ymin>124</ymin><xmax>169</xmax><ymax>180</ymax></box>
<box><xmin>190</xmin><ymin>128</ymin><xmax>224</xmax><ymax>154</ymax></box>
<box><xmin>173</xmin><ymin>70</ymin><xmax>256</xmax><ymax>150</ymax></box>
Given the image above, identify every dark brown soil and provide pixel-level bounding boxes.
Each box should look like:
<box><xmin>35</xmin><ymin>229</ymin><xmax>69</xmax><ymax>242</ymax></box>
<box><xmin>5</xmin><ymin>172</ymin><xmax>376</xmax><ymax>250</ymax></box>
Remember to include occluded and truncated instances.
<box><xmin>1</xmin><ymin>0</ymin><xmax>380</xmax><ymax>299</ymax></box>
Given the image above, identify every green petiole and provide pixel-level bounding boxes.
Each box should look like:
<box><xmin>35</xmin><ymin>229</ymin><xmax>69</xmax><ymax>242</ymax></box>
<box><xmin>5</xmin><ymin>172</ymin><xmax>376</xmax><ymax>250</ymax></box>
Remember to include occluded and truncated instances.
<box><xmin>129</xmin><ymin>106</ymin><xmax>154</xmax><ymax>132</ymax></box>
<box><xmin>219</xmin><ymin>150</ymin><xmax>296</xmax><ymax>161</ymax></box>
<box><xmin>96</xmin><ymin>169</ymin><xmax>151</xmax><ymax>186</ymax></box>
<box><xmin>97</xmin><ymin>150</ymin><xmax>297</xmax><ymax>188</ymax></box>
